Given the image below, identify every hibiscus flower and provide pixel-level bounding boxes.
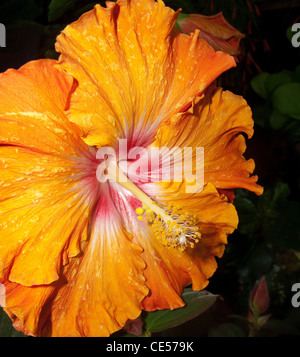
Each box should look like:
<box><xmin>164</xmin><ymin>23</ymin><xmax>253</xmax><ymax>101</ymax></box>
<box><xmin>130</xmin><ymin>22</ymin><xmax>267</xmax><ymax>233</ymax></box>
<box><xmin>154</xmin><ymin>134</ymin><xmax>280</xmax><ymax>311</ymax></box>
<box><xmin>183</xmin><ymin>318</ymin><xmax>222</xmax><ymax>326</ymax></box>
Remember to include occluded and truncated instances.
<box><xmin>0</xmin><ymin>0</ymin><xmax>262</xmax><ymax>336</ymax></box>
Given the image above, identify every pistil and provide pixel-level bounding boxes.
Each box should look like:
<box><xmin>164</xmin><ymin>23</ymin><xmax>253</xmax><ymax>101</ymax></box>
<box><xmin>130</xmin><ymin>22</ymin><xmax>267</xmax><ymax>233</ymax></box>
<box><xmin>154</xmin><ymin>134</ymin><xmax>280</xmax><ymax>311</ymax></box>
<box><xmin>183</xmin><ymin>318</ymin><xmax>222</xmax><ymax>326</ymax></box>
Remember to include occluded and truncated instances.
<box><xmin>106</xmin><ymin>160</ymin><xmax>201</xmax><ymax>250</ymax></box>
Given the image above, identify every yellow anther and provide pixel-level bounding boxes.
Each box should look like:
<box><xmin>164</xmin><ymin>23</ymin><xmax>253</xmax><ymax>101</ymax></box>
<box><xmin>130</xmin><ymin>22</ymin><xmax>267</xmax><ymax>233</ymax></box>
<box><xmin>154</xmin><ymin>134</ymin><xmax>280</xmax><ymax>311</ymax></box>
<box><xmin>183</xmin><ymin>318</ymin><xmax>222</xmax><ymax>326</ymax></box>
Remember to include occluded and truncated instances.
<box><xmin>145</xmin><ymin>203</ymin><xmax>201</xmax><ymax>251</ymax></box>
<box><xmin>106</xmin><ymin>162</ymin><xmax>201</xmax><ymax>251</ymax></box>
<box><xmin>136</xmin><ymin>207</ymin><xmax>144</xmax><ymax>215</ymax></box>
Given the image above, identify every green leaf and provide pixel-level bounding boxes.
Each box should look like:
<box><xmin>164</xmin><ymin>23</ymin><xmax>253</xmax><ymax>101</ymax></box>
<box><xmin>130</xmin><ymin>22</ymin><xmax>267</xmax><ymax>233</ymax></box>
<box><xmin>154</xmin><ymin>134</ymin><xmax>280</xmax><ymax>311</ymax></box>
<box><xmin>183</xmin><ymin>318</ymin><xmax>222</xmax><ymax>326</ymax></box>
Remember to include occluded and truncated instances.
<box><xmin>269</xmin><ymin>110</ymin><xmax>289</xmax><ymax>130</ymax></box>
<box><xmin>48</xmin><ymin>0</ymin><xmax>78</xmax><ymax>22</ymax></box>
<box><xmin>208</xmin><ymin>323</ymin><xmax>246</xmax><ymax>337</ymax></box>
<box><xmin>293</xmin><ymin>65</ymin><xmax>300</xmax><ymax>82</ymax></box>
<box><xmin>266</xmin><ymin>200</ymin><xmax>300</xmax><ymax>250</ymax></box>
<box><xmin>251</xmin><ymin>103</ymin><xmax>272</xmax><ymax>127</ymax></box>
<box><xmin>234</xmin><ymin>191</ymin><xmax>260</xmax><ymax>235</ymax></box>
<box><xmin>238</xmin><ymin>243</ymin><xmax>273</xmax><ymax>284</ymax></box>
<box><xmin>285</xmin><ymin>119</ymin><xmax>300</xmax><ymax>144</ymax></box>
<box><xmin>261</xmin><ymin>319</ymin><xmax>300</xmax><ymax>336</ymax></box>
<box><xmin>175</xmin><ymin>13</ymin><xmax>189</xmax><ymax>31</ymax></box>
<box><xmin>256</xmin><ymin>182</ymin><xmax>300</xmax><ymax>250</ymax></box>
<box><xmin>144</xmin><ymin>289</ymin><xmax>218</xmax><ymax>333</ymax></box>
<box><xmin>177</xmin><ymin>13</ymin><xmax>189</xmax><ymax>21</ymax></box>
<box><xmin>0</xmin><ymin>307</ymin><xmax>25</xmax><ymax>337</ymax></box>
<box><xmin>272</xmin><ymin>82</ymin><xmax>300</xmax><ymax>120</ymax></box>
<box><xmin>265</xmin><ymin>71</ymin><xmax>293</xmax><ymax>94</ymax></box>
<box><xmin>250</xmin><ymin>72</ymin><xmax>270</xmax><ymax>99</ymax></box>
<box><xmin>259</xmin><ymin>182</ymin><xmax>290</xmax><ymax>216</ymax></box>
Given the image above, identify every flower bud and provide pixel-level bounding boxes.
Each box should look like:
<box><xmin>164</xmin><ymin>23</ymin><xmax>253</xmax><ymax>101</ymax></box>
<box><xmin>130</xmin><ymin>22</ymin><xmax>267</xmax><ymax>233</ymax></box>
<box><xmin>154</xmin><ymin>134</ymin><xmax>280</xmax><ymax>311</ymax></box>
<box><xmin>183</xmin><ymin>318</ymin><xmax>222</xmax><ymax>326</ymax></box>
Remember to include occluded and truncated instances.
<box><xmin>249</xmin><ymin>276</ymin><xmax>270</xmax><ymax>316</ymax></box>
<box><xmin>124</xmin><ymin>318</ymin><xmax>144</xmax><ymax>336</ymax></box>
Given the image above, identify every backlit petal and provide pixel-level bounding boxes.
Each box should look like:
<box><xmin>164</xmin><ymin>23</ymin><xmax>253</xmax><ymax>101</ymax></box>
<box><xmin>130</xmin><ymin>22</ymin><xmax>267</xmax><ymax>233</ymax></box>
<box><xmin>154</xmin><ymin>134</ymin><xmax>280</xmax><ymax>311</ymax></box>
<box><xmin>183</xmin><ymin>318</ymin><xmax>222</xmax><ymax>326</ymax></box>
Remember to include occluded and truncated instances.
<box><xmin>110</xmin><ymin>182</ymin><xmax>236</xmax><ymax>311</ymax></box>
<box><xmin>178</xmin><ymin>12</ymin><xmax>245</xmax><ymax>56</ymax></box>
<box><xmin>0</xmin><ymin>60</ymin><xmax>97</xmax><ymax>286</ymax></box>
<box><xmin>154</xmin><ymin>86</ymin><xmax>263</xmax><ymax>195</ymax></box>
<box><xmin>55</xmin><ymin>0</ymin><xmax>235</xmax><ymax>148</ymax></box>
<box><xmin>1</xmin><ymin>279</ymin><xmax>57</xmax><ymax>335</ymax></box>
<box><xmin>44</xmin><ymin>185</ymin><xmax>148</xmax><ymax>337</ymax></box>
<box><xmin>1</xmin><ymin>186</ymin><xmax>148</xmax><ymax>337</ymax></box>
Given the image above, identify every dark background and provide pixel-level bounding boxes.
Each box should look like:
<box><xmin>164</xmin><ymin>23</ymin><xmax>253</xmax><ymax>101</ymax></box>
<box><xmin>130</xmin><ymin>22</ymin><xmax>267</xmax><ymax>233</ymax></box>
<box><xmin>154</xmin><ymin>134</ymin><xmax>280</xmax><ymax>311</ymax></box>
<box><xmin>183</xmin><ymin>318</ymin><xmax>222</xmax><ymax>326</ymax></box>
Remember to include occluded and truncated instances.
<box><xmin>0</xmin><ymin>0</ymin><xmax>300</xmax><ymax>337</ymax></box>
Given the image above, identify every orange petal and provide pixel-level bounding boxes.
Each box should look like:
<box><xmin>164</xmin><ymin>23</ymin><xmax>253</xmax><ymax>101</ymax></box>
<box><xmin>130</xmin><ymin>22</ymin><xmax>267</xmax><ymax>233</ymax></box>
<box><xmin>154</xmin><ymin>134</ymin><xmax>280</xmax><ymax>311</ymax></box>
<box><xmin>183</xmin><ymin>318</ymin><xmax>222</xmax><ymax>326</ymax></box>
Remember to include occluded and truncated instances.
<box><xmin>110</xmin><ymin>183</ymin><xmax>236</xmax><ymax>311</ymax></box>
<box><xmin>0</xmin><ymin>59</ymin><xmax>82</xmax><ymax>152</ymax></box>
<box><xmin>178</xmin><ymin>12</ymin><xmax>245</xmax><ymax>56</ymax></box>
<box><xmin>0</xmin><ymin>60</ymin><xmax>98</xmax><ymax>286</ymax></box>
<box><xmin>0</xmin><ymin>59</ymin><xmax>73</xmax><ymax>119</ymax></box>
<box><xmin>44</xmin><ymin>186</ymin><xmax>148</xmax><ymax>337</ymax></box>
<box><xmin>141</xmin><ymin>184</ymin><xmax>237</xmax><ymax>310</ymax></box>
<box><xmin>139</xmin><ymin>223</ymin><xmax>231</xmax><ymax>311</ymax></box>
<box><xmin>1</xmin><ymin>279</ymin><xmax>57</xmax><ymax>335</ymax></box>
<box><xmin>1</xmin><ymin>187</ymin><xmax>148</xmax><ymax>337</ymax></box>
<box><xmin>55</xmin><ymin>0</ymin><xmax>235</xmax><ymax>148</ymax></box>
<box><xmin>154</xmin><ymin>86</ymin><xmax>263</xmax><ymax>195</ymax></box>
